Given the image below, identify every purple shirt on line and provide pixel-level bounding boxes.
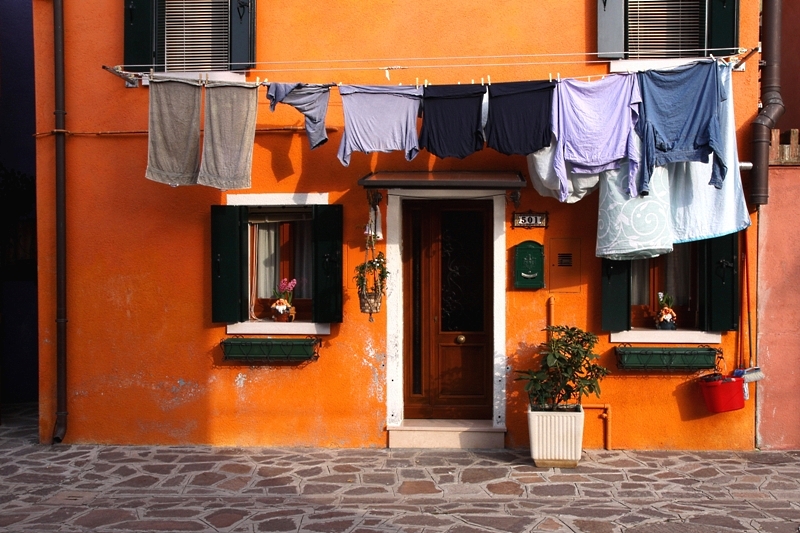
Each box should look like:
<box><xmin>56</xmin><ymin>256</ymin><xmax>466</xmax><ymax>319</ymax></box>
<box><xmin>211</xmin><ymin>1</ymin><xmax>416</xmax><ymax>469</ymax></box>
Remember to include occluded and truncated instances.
<box><xmin>551</xmin><ymin>73</ymin><xmax>642</xmax><ymax>202</ymax></box>
<box><xmin>337</xmin><ymin>85</ymin><xmax>424</xmax><ymax>167</ymax></box>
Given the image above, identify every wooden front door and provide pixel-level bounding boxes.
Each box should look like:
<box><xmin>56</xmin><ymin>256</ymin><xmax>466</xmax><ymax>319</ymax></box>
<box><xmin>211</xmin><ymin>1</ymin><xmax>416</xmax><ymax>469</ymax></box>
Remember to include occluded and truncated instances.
<box><xmin>403</xmin><ymin>200</ymin><xmax>493</xmax><ymax>420</ymax></box>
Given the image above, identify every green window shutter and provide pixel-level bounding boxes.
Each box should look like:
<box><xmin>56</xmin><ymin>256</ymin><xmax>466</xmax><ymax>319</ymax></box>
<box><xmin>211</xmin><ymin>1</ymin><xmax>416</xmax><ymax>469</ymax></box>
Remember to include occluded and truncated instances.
<box><xmin>707</xmin><ymin>0</ymin><xmax>739</xmax><ymax>57</ymax></box>
<box><xmin>211</xmin><ymin>205</ymin><xmax>248</xmax><ymax>323</ymax></box>
<box><xmin>601</xmin><ymin>258</ymin><xmax>631</xmax><ymax>332</ymax></box>
<box><xmin>229</xmin><ymin>0</ymin><xmax>256</xmax><ymax>70</ymax></box>
<box><xmin>312</xmin><ymin>204</ymin><xmax>343</xmax><ymax>324</ymax></box>
<box><xmin>123</xmin><ymin>0</ymin><xmax>155</xmax><ymax>72</ymax></box>
<box><xmin>700</xmin><ymin>233</ymin><xmax>739</xmax><ymax>332</ymax></box>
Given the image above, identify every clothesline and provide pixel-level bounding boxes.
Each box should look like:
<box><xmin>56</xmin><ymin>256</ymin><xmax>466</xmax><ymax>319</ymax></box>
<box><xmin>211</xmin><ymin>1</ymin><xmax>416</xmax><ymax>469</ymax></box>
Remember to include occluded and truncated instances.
<box><xmin>106</xmin><ymin>45</ymin><xmax>754</xmax><ymax>85</ymax></box>
<box><xmin>115</xmin><ymin>46</ymin><xmax>749</xmax><ymax>71</ymax></box>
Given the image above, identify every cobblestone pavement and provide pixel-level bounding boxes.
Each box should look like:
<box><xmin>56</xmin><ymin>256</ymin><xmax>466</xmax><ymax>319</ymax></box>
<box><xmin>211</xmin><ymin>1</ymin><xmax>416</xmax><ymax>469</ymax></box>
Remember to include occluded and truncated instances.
<box><xmin>1</xmin><ymin>404</ymin><xmax>799</xmax><ymax>533</ymax></box>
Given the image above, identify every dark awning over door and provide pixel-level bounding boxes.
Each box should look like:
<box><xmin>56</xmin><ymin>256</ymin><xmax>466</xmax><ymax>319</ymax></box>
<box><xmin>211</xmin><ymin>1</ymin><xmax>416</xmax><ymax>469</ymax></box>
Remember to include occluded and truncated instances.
<box><xmin>357</xmin><ymin>171</ymin><xmax>527</xmax><ymax>190</ymax></box>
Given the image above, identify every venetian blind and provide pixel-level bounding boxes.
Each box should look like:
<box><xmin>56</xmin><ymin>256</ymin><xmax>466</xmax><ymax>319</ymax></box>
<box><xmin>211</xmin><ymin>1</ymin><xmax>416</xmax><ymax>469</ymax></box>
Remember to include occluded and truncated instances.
<box><xmin>627</xmin><ymin>0</ymin><xmax>706</xmax><ymax>58</ymax></box>
<box><xmin>164</xmin><ymin>0</ymin><xmax>230</xmax><ymax>71</ymax></box>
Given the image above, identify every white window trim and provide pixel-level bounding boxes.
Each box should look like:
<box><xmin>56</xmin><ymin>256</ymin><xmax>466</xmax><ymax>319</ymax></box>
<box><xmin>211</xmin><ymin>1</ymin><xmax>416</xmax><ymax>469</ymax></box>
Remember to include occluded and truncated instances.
<box><xmin>142</xmin><ymin>71</ymin><xmax>246</xmax><ymax>86</ymax></box>
<box><xmin>610</xmin><ymin>329</ymin><xmax>722</xmax><ymax>344</ymax></box>
<box><xmin>609</xmin><ymin>57</ymin><xmax>706</xmax><ymax>73</ymax></box>
<box><xmin>224</xmin><ymin>192</ymin><xmax>331</xmax><ymax>335</ymax></box>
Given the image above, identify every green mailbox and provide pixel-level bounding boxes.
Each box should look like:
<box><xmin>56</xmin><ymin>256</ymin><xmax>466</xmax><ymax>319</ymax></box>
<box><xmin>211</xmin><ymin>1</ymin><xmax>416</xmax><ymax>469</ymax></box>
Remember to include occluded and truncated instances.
<box><xmin>514</xmin><ymin>240</ymin><xmax>544</xmax><ymax>289</ymax></box>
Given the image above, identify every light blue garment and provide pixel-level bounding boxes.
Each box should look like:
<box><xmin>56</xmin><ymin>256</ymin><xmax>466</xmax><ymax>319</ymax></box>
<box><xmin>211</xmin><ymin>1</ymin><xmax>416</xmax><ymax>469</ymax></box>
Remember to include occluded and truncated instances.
<box><xmin>670</xmin><ymin>62</ymin><xmax>750</xmax><ymax>243</ymax></box>
<box><xmin>267</xmin><ymin>83</ymin><xmax>331</xmax><ymax>150</ymax></box>
<box><xmin>596</xmin><ymin>156</ymin><xmax>674</xmax><ymax>260</ymax></box>
<box><xmin>337</xmin><ymin>85</ymin><xmax>423</xmax><ymax>167</ymax></box>
<box><xmin>526</xmin><ymin>134</ymin><xmax>599</xmax><ymax>204</ymax></box>
<box><xmin>552</xmin><ymin>73</ymin><xmax>642</xmax><ymax>202</ymax></box>
<box><xmin>637</xmin><ymin>60</ymin><xmax>725</xmax><ymax>195</ymax></box>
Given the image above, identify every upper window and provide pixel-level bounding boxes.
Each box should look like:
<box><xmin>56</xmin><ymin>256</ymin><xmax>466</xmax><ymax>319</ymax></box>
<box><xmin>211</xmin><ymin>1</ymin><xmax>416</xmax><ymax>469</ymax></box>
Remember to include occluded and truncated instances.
<box><xmin>211</xmin><ymin>204</ymin><xmax>343</xmax><ymax>325</ymax></box>
<box><xmin>601</xmin><ymin>233</ymin><xmax>739</xmax><ymax>333</ymax></box>
<box><xmin>598</xmin><ymin>0</ymin><xmax>739</xmax><ymax>60</ymax></box>
<box><xmin>124</xmin><ymin>0</ymin><xmax>256</xmax><ymax>72</ymax></box>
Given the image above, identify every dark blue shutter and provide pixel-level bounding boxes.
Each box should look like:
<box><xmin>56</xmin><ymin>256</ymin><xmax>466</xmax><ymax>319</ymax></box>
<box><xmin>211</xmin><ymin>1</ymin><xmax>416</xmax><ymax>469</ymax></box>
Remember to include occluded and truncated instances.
<box><xmin>312</xmin><ymin>205</ymin><xmax>343</xmax><ymax>324</ymax></box>
<box><xmin>700</xmin><ymin>233</ymin><xmax>739</xmax><ymax>332</ymax></box>
<box><xmin>601</xmin><ymin>258</ymin><xmax>631</xmax><ymax>332</ymax></box>
<box><xmin>211</xmin><ymin>205</ymin><xmax>248</xmax><ymax>323</ymax></box>
<box><xmin>229</xmin><ymin>0</ymin><xmax>256</xmax><ymax>70</ymax></box>
<box><xmin>123</xmin><ymin>0</ymin><xmax>155</xmax><ymax>72</ymax></box>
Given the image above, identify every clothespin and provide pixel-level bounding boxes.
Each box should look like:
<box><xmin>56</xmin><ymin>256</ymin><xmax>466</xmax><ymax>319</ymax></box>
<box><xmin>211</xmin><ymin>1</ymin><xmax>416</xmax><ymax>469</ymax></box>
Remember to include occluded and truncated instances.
<box><xmin>481</xmin><ymin>77</ymin><xmax>485</xmax><ymax>85</ymax></box>
<box><xmin>416</xmin><ymin>77</ymin><xmax>419</xmax><ymax>89</ymax></box>
<box><xmin>256</xmin><ymin>77</ymin><xmax>260</xmax><ymax>85</ymax></box>
<box><xmin>557</xmin><ymin>73</ymin><xmax>560</xmax><ymax>81</ymax></box>
<box><xmin>588</xmin><ymin>76</ymin><xmax>591</xmax><ymax>82</ymax></box>
<box><xmin>385</xmin><ymin>69</ymin><xmax>390</xmax><ymax>80</ymax></box>
<box><xmin>457</xmin><ymin>81</ymin><xmax>461</xmax><ymax>85</ymax></box>
<box><xmin>487</xmin><ymin>75</ymin><xmax>491</xmax><ymax>85</ymax></box>
<box><xmin>424</xmin><ymin>79</ymin><xmax>428</xmax><ymax>87</ymax></box>
<box><xmin>549</xmin><ymin>73</ymin><xmax>552</xmax><ymax>82</ymax></box>
<box><xmin>471</xmin><ymin>79</ymin><xmax>475</xmax><ymax>84</ymax></box>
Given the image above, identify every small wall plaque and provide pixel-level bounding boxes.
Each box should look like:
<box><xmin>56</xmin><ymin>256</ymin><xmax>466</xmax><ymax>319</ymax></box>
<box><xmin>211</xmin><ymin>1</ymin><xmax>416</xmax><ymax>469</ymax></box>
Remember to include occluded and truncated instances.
<box><xmin>512</xmin><ymin>211</ymin><xmax>548</xmax><ymax>229</ymax></box>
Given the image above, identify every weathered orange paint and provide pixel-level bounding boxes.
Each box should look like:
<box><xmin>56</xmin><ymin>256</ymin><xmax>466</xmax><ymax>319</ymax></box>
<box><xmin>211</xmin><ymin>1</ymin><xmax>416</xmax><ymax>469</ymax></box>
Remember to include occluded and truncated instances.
<box><xmin>33</xmin><ymin>0</ymin><xmax>761</xmax><ymax>449</ymax></box>
<box><xmin>757</xmin><ymin>166</ymin><xmax>800</xmax><ymax>450</ymax></box>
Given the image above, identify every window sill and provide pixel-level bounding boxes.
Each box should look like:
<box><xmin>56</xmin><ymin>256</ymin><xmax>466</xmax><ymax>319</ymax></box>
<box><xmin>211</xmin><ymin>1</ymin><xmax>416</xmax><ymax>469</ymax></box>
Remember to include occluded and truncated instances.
<box><xmin>608</xmin><ymin>57</ymin><xmax>704</xmax><ymax>73</ymax></box>
<box><xmin>226</xmin><ymin>321</ymin><xmax>331</xmax><ymax>335</ymax></box>
<box><xmin>610</xmin><ymin>329</ymin><xmax>722</xmax><ymax>344</ymax></box>
<box><xmin>143</xmin><ymin>71</ymin><xmax>246</xmax><ymax>86</ymax></box>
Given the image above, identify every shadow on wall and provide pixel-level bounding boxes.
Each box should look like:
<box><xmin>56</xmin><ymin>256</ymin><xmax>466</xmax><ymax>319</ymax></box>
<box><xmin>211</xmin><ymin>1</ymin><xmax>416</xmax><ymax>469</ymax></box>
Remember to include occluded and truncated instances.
<box><xmin>0</xmin><ymin>165</ymin><xmax>38</xmax><ymax>404</ymax></box>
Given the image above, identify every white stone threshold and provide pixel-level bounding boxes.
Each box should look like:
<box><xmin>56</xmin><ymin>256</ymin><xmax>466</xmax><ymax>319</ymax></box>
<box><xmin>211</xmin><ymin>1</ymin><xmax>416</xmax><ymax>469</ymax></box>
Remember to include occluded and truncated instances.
<box><xmin>388</xmin><ymin>419</ymin><xmax>506</xmax><ymax>449</ymax></box>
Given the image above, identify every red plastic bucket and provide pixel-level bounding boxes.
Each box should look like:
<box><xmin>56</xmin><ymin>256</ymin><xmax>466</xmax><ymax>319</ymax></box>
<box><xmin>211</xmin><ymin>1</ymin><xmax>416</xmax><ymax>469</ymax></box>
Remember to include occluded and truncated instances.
<box><xmin>699</xmin><ymin>377</ymin><xmax>745</xmax><ymax>413</ymax></box>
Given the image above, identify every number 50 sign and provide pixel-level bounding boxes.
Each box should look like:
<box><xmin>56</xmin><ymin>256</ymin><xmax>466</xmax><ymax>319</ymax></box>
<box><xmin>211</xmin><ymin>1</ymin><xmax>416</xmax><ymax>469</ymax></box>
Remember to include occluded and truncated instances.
<box><xmin>512</xmin><ymin>211</ymin><xmax>548</xmax><ymax>229</ymax></box>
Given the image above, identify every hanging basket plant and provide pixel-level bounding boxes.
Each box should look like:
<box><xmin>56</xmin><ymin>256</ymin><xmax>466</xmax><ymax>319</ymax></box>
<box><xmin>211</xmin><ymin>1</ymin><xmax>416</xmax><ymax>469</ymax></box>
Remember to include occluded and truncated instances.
<box><xmin>354</xmin><ymin>251</ymin><xmax>387</xmax><ymax>321</ymax></box>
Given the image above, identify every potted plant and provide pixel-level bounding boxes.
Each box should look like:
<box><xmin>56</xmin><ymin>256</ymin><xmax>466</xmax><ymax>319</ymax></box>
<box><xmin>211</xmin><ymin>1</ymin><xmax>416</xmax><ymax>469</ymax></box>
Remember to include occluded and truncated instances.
<box><xmin>354</xmin><ymin>251</ymin><xmax>387</xmax><ymax>321</ymax></box>
<box><xmin>655</xmin><ymin>291</ymin><xmax>677</xmax><ymax>329</ymax></box>
<box><xmin>516</xmin><ymin>325</ymin><xmax>609</xmax><ymax>468</ymax></box>
<box><xmin>271</xmin><ymin>278</ymin><xmax>297</xmax><ymax>322</ymax></box>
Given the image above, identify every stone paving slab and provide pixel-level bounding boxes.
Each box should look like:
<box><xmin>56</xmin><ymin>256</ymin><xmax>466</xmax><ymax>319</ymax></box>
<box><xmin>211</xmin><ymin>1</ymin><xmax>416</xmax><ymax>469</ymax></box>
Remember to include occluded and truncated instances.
<box><xmin>1</xmin><ymin>404</ymin><xmax>799</xmax><ymax>532</ymax></box>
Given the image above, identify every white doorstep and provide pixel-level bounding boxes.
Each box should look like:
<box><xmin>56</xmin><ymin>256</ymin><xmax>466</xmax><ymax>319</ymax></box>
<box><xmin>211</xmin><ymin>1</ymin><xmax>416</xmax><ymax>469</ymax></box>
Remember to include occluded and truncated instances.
<box><xmin>388</xmin><ymin>419</ymin><xmax>506</xmax><ymax>449</ymax></box>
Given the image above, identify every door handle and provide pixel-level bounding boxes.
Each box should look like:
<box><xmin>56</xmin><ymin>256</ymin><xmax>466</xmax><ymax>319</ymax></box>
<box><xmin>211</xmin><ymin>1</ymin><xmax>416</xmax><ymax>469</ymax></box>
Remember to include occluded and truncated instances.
<box><xmin>455</xmin><ymin>335</ymin><xmax>466</xmax><ymax>344</ymax></box>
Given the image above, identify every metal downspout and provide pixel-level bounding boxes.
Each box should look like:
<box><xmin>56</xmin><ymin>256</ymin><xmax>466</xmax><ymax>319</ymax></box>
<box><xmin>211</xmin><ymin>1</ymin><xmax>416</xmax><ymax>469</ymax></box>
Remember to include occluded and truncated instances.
<box><xmin>751</xmin><ymin>0</ymin><xmax>785</xmax><ymax>206</ymax></box>
<box><xmin>52</xmin><ymin>0</ymin><xmax>67</xmax><ymax>443</ymax></box>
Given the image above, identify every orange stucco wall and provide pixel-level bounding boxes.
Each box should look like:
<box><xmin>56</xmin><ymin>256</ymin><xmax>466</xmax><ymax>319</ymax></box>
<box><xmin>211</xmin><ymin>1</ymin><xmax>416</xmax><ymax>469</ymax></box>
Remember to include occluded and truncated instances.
<box><xmin>33</xmin><ymin>0</ymin><xmax>761</xmax><ymax>448</ymax></box>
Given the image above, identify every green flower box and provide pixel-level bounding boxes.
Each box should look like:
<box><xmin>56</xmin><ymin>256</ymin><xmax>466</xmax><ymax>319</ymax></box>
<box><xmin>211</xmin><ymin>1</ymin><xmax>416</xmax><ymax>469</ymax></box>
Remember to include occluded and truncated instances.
<box><xmin>221</xmin><ymin>338</ymin><xmax>320</xmax><ymax>362</ymax></box>
<box><xmin>616</xmin><ymin>347</ymin><xmax>719</xmax><ymax>370</ymax></box>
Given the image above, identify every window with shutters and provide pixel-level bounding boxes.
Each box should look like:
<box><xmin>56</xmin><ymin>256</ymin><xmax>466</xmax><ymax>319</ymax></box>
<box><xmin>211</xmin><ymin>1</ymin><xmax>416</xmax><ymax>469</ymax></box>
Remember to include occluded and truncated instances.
<box><xmin>124</xmin><ymin>0</ymin><xmax>256</xmax><ymax>72</ymax></box>
<box><xmin>598</xmin><ymin>0</ymin><xmax>739</xmax><ymax>60</ymax></box>
<box><xmin>211</xmin><ymin>203</ymin><xmax>343</xmax><ymax>332</ymax></box>
<box><xmin>601</xmin><ymin>233</ymin><xmax>739</xmax><ymax>334</ymax></box>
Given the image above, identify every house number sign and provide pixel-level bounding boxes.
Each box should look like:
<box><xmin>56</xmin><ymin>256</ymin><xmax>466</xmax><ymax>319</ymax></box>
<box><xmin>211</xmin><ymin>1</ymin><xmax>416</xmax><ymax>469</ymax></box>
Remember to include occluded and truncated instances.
<box><xmin>512</xmin><ymin>211</ymin><xmax>548</xmax><ymax>229</ymax></box>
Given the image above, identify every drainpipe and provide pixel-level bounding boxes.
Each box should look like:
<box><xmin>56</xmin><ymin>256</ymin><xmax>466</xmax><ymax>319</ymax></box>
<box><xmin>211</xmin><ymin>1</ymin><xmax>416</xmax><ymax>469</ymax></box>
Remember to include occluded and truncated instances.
<box><xmin>751</xmin><ymin>0</ymin><xmax>784</xmax><ymax>206</ymax></box>
<box><xmin>52</xmin><ymin>0</ymin><xmax>68</xmax><ymax>443</ymax></box>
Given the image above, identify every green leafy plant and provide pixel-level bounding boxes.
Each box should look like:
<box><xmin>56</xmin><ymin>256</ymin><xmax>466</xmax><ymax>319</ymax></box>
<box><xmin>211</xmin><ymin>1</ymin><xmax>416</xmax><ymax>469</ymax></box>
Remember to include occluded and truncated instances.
<box><xmin>354</xmin><ymin>251</ymin><xmax>388</xmax><ymax>296</ymax></box>
<box><xmin>657</xmin><ymin>291</ymin><xmax>674</xmax><ymax>309</ymax></box>
<box><xmin>516</xmin><ymin>325</ymin><xmax>610</xmax><ymax>411</ymax></box>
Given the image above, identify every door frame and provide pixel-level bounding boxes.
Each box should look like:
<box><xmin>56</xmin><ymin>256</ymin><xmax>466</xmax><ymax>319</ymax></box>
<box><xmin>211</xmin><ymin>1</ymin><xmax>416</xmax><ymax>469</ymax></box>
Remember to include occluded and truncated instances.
<box><xmin>385</xmin><ymin>189</ymin><xmax>507</xmax><ymax>429</ymax></box>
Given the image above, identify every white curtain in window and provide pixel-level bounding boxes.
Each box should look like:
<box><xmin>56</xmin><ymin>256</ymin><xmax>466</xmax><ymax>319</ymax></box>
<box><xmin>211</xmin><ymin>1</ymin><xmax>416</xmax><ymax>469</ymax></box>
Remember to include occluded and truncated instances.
<box><xmin>630</xmin><ymin>259</ymin><xmax>650</xmax><ymax>306</ymax></box>
<box><xmin>665</xmin><ymin>243</ymin><xmax>691</xmax><ymax>306</ymax></box>
<box><xmin>256</xmin><ymin>223</ymin><xmax>280</xmax><ymax>299</ymax></box>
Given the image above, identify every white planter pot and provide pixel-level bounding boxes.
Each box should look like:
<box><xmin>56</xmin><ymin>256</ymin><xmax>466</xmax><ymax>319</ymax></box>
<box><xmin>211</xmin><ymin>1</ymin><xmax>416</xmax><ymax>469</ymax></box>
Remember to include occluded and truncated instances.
<box><xmin>527</xmin><ymin>405</ymin><xmax>585</xmax><ymax>468</ymax></box>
